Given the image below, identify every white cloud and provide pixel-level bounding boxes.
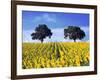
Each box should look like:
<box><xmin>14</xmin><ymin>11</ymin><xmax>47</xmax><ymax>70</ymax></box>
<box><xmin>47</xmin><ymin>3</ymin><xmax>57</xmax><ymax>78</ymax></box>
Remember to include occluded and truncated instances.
<box><xmin>33</xmin><ymin>13</ymin><xmax>56</xmax><ymax>23</ymax></box>
<box><xmin>43</xmin><ymin>13</ymin><xmax>56</xmax><ymax>23</ymax></box>
<box><xmin>81</xmin><ymin>26</ymin><xmax>89</xmax><ymax>33</ymax></box>
<box><xmin>23</xmin><ymin>30</ymin><xmax>41</xmax><ymax>43</ymax></box>
<box><xmin>45</xmin><ymin>28</ymin><xmax>64</xmax><ymax>42</ymax></box>
<box><xmin>33</xmin><ymin>17</ymin><xmax>41</xmax><ymax>22</ymax></box>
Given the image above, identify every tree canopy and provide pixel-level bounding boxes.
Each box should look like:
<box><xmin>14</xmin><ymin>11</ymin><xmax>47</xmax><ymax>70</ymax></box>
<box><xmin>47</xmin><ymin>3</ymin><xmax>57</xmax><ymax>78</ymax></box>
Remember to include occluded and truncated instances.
<box><xmin>64</xmin><ymin>26</ymin><xmax>86</xmax><ymax>42</ymax></box>
<box><xmin>31</xmin><ymin>24</ymin><xmax>52</xmax><ymax>43</ymax></box>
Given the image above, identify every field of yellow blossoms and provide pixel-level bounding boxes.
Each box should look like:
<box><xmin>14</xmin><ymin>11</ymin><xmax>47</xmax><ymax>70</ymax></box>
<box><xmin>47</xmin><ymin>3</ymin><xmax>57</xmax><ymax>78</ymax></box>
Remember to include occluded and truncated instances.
<box><xmin>22</xmin><ymin>42</ymin><xmax>90</xmax><ymax>69</ymax></box>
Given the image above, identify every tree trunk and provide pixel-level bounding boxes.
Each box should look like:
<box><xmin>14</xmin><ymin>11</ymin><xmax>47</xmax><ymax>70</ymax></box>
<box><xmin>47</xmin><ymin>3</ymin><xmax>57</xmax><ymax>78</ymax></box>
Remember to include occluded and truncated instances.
<box><xmin>49</xmin><ymin>35</ymin><xmax>51</xmax><ymax>38</ymax></box>
<box><xmin>74</xmin><ymin>39</ymin><xmax>76</xmax><ymax>42</ymax></box>
<box><xmin>41</xmin><ymin>39</ymin><xmax>43</xmax><ymax>43</ymax></box>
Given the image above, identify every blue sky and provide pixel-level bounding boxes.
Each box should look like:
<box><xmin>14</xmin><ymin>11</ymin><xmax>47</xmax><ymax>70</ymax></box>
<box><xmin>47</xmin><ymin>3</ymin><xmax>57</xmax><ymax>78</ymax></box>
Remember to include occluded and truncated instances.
<box><xmin>22</xmin><ymin>11</ymin><xmax>89</xmax><ymax>42</ymax></box>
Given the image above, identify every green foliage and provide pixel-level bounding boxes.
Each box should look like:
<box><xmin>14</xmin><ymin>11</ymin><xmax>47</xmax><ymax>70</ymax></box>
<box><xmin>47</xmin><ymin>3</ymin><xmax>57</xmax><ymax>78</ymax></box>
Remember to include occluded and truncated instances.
<box><xmin>64</xmin><ymin>26</ymin><xmax>86</xmax><ymax>42</ymax></box>
<box><xmin>31</xmin><ymin>24</ymin><xmax>52</xmax><ymax>43</ymax></box>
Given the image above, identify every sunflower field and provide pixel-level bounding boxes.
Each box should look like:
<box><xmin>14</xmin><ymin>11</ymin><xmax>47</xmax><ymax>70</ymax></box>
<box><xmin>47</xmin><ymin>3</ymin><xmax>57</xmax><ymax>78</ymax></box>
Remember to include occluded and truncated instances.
<box><xmin>22</xmin><ymin>42</ymin><xmax>90</xmax><ymax>69</ymax></box>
